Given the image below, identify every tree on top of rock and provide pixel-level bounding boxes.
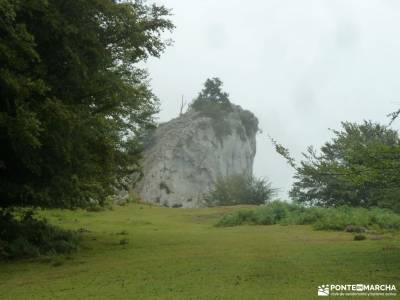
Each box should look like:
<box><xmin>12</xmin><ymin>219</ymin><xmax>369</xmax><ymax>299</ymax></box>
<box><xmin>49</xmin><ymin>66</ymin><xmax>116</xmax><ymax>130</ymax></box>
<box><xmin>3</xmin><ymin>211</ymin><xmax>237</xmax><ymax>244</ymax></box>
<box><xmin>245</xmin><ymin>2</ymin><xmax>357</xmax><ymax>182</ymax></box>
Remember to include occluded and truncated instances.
<box><xmin>191</xmin><ymin>78</ymin><xmax>231</xmax><ymax>111</ymax></box>
<box><xmin>197</xmin><ymin>78</ymin><xmax>230</xmax><ymax>104</ymax></box>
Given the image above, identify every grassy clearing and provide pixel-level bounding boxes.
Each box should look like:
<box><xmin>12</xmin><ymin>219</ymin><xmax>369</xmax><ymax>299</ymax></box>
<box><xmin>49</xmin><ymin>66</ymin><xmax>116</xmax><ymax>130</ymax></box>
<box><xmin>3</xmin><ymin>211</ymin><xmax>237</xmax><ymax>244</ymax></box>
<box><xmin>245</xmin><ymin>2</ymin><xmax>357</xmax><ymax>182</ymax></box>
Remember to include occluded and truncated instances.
<box><xmin>0</xmin><ymin>204</ymin><xmax>399</xmax><ymax>299</ymax></box>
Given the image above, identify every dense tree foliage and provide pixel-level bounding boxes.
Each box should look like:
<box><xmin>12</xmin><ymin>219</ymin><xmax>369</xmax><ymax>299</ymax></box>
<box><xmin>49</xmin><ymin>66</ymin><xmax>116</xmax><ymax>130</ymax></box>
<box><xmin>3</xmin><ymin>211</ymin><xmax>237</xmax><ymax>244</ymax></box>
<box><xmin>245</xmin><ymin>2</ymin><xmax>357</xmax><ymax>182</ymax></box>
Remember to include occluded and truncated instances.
<box><xmin>0</xmin><ymin>0</ymin><xmax>173</xmax><ymax>208</ymax></box>
<box><xmin>273</xmin><ymin>121</ymin><xmax>400</xmax><ymax>212</ymax></box>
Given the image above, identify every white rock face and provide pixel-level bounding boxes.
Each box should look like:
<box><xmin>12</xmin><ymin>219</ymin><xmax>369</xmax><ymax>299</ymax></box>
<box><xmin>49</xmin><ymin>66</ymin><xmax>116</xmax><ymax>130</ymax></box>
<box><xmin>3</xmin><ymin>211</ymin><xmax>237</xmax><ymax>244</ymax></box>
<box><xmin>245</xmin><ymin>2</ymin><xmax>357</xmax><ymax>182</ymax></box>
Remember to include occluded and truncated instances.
<box><xmin>135</xmin><ymin>105</ymin><xmax>258</xmax><ymax>208</ymax></box>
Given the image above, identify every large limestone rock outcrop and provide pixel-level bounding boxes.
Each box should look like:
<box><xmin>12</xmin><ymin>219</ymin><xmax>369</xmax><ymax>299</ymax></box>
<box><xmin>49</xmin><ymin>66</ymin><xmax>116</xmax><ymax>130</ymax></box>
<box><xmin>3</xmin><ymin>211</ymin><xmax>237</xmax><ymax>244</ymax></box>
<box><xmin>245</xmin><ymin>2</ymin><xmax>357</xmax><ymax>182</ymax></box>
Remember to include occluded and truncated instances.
<box><xmin>135</xmin><ymin>104</ymin><xmax>258</xmax><ymax>208</ymax></box>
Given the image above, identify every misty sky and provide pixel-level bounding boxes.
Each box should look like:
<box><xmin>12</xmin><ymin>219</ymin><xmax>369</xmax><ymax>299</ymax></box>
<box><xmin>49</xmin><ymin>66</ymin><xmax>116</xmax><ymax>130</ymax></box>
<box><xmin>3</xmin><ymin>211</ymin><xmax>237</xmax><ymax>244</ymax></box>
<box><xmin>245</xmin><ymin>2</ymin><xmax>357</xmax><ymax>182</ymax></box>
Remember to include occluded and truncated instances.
<box><xmin>146</xmin><ymin>0</ymin><xmax>400</xmax><ymax>198</ymax></box>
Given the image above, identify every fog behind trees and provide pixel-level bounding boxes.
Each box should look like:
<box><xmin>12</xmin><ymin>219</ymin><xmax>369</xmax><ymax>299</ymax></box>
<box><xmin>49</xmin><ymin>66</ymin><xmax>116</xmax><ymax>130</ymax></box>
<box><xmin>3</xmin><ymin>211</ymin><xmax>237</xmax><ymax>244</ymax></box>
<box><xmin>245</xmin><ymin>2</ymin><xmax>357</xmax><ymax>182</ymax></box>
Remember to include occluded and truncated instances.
<box><xmin>147</xmin><ymin>0</ymin><xmax>400</xmax><ymax>197</ymax></box>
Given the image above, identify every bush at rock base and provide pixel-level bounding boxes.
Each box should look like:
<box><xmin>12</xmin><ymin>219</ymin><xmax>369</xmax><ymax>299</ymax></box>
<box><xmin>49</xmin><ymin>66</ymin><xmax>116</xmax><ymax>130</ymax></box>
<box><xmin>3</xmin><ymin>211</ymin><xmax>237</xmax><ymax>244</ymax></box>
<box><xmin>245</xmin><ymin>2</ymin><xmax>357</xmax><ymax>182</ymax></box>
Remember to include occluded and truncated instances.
<box><xmin>205</xmin><ymin>174</ymin><xmax>276</xmax><ymax>206</ymax></box>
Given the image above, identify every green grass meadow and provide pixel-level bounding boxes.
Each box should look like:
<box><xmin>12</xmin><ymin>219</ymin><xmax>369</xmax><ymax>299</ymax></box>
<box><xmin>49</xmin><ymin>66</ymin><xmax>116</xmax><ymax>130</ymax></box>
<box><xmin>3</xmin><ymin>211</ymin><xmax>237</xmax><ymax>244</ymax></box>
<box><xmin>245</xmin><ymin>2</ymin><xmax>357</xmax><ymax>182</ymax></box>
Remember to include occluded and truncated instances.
<box><xmin>0</xmin><ymin>204</ymin><xmax>399</xmax><ymax>299</ymax></box>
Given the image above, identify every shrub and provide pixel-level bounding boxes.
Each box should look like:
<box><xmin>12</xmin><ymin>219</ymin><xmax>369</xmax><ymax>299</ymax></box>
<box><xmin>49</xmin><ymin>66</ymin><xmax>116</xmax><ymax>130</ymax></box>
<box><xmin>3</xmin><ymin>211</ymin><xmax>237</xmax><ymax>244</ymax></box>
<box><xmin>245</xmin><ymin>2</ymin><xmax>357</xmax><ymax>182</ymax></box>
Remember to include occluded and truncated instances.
<box><xmin>205</xmin><ymin>174</ymin><xmax>277</xmax><ymax>206</ymax></box>
<box><xmin>354</xmin><ymin>234</ymin><xmax>367</xmax><ymax>241</ymax></box>
<box><xmin>253</xmin><ymin>202</ymin><xmax>291</xmax><ymax>225</ymax></box>
<box><xmin>191</xmin><ymin>99</ymin><xmax>232</xmax><ymax>117</ymax></box>
<box><xmin>216</xmin><ymin>201</ymin><xmax>400</xmax><ymax>232</ymax></box>
<box><xmin>312</xmin><ymin>207</ymin><xmax>400</xmax><ymax>231</ymax></box>
<box><xmin>0</xmin><ymin>210</ymin><xmax>79</xmax><ymax>260</ymax></box>
<box><xmin>215</xmin><ymin>210</ymin><xmax>256</xmax><ymax>227</ymax></box>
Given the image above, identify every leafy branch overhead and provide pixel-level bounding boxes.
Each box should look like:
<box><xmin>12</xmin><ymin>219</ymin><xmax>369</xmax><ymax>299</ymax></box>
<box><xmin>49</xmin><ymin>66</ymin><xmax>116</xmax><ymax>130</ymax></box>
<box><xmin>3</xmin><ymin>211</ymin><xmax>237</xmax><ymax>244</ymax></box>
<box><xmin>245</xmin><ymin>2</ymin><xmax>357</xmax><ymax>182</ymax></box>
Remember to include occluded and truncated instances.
<box><xmin>268</xmin><ymin>135</ymin><xmax>297</xmax><ymax>169</ymax></box>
